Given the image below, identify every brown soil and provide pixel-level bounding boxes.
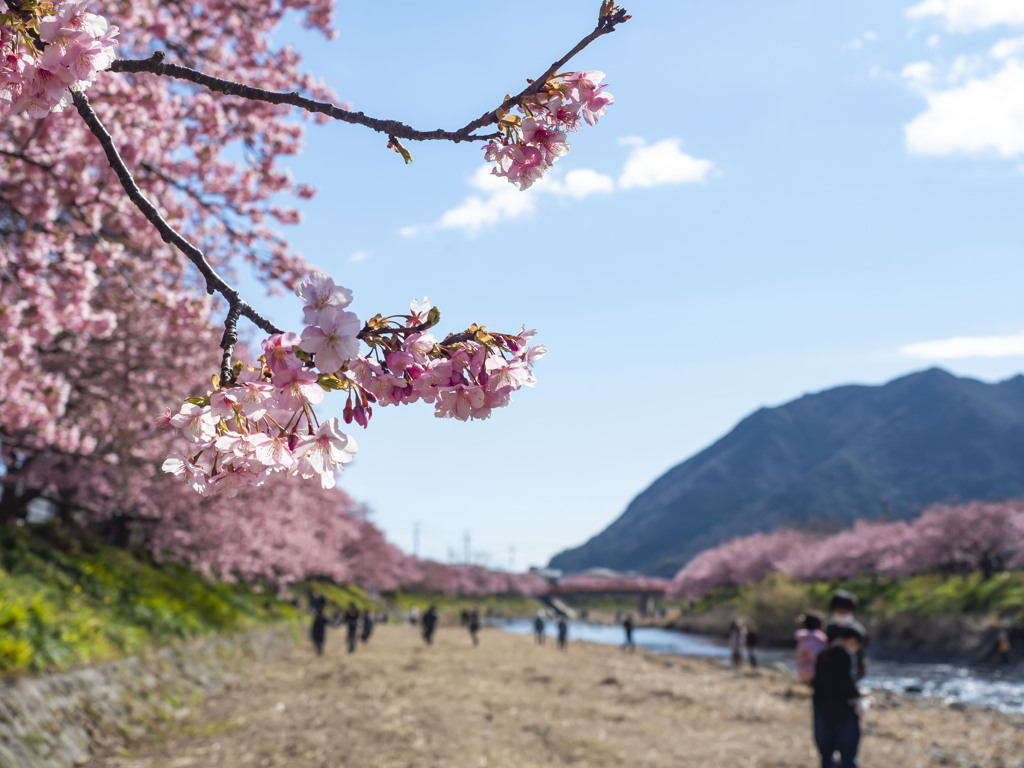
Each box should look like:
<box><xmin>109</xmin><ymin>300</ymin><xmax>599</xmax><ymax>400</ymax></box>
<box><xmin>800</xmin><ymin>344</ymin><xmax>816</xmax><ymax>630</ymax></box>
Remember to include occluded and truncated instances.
<box><xmin>93</xmin><ymin>624</ymin><xmax>1023</xmax><ymax>768</ymax></box>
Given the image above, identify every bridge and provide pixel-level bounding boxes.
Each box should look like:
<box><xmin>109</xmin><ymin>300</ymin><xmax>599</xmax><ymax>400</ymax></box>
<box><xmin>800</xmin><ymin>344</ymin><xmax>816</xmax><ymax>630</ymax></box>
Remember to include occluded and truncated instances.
<box><xmin>538</xmin><ymin>572</ymin><xmax>671</xmax><ymax>617</ymax></box>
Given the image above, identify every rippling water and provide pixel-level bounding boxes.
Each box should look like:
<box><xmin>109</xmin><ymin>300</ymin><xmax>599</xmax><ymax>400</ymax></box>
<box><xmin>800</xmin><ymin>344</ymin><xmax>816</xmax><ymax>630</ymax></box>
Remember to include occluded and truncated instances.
<box><xmin>496</xmin><ymin>619</ymin><xmax>1024</xmax><ymax>714</ymax></box>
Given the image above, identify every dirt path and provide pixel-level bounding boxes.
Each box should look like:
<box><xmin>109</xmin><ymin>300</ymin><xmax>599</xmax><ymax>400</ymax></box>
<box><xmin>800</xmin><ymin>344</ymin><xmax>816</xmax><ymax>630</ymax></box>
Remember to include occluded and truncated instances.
<box><xmin>93</xmin><ymin>623</ymin><xmax>1023</xmax><ymax>768</ymax></box>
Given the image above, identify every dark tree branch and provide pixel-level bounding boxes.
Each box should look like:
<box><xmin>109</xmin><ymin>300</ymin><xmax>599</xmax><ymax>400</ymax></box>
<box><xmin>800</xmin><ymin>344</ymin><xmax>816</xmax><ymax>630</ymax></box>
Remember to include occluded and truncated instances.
<box><xmin>72</xmin><ymin>91</ymin><xmax>283</xmax><ymax>377</ymax></box>
<box><xmin>109</xmin><ymin>5</ymin><xmax>629</xmax><ymax>143</ymax></box>
<box><xmin>461</xmin><ymin>4</ymin><xmax>631</xmax><ymax>135</ymax></box>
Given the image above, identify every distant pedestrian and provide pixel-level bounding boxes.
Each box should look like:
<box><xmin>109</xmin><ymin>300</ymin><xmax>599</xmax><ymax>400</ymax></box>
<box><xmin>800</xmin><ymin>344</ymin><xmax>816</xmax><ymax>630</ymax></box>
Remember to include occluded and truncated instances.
<box><xmin>360</xmin><ymin>609</ymin><xmax>374</xmax><ymax>644</ymax></box>
<box><xmin>309</xmin><ymin>589</ymin><xmax>326</xmax><ymax>615</ymax></box>
<box><xmin>468</xmin><ymin>606</ymin><xmax>481</xmax><ymax>646</ymax></box>
<box><xmin>459</xmin><ymin>608</ymin><xmax>469</xmax><ymax>627</ymax></box>
<box><xmin>422</xmin><ymin>604</ymin><xmax>439</xmax><ymax>645</ymax></box>
<box><xmin>557</xmin><ymin>615</ymin><xmax>568</xmax><ymax>650</ymax></box>
<box><xmin>622</xmin><ymin>613</ymin><xmax>635</xmax><ymax>652</ymax></box>
<box><xmin>534</xmin><ymin>613</ymin><xmax>546</xmax><ymax>644</ymax></box>
<box><xmin>409</xmin><ymin>605</ymin><xmax>419</xmax><ymax>626</ymax></box>
<box><xmin>997</xmin><ymin>629</ymin><xmax>1011</xmax><ymax>664</ymax></box>
<box><xmin>827</xmin><ymin>590</ymin><xmax>868</xmax><ymax>679</ymax></box>
<box><xmin>813</xmin><ymin>622</ymin><xmax>870</xmax><ymax>768</ymax></box>
<box><xmin>310</xmin><ymin>606</ymin><xmax>327</xmax><ymax>656</ymax></box>
<box><xmin>343</xmin><ymin>602</ymin><xmax>360</xmax><ymax>654</ymax></box>
<box><xmin>746</xmin><ymin>623</ymin><xmax>759</xmax><ymax>668</ymax></box>
<box><xmin>795</xmin><ymin>612</ymin><xmax>828</xmax><ymax>686</ymax></box>
<box><xmin>728</xmin><ymin>619</ymin><xmax>746</xmax><ymax>669</ymax></box>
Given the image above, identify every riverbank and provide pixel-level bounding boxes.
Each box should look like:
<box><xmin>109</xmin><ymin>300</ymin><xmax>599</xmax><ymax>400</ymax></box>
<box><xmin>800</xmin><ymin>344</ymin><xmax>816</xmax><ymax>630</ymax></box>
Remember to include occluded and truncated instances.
<box><xmin>91</xmin><ymin>623</ymin><xmax>1022</xmax><ymax>767</ymax></box>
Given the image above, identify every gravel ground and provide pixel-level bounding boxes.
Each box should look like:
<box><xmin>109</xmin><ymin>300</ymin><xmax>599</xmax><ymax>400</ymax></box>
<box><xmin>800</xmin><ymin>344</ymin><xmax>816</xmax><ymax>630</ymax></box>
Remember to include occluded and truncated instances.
<box><xmin>92</xmin><ymin>623</ymin><xmax>1024</xmax><ymax>768</ymax></box>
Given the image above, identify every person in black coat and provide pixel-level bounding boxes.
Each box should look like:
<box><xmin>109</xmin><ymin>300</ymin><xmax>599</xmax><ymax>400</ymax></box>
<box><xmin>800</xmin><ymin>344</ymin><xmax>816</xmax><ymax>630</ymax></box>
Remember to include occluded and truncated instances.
<box><xmin>310</xmin><ymin>606</ymin><xmax>327</xmax><ymax>656</ymax></box>
<box><xmin>421</xmin><ymin>605</ymin><xmax>439</xmax><ymax>645</ymax></box>
<box><xmin>557</xmin><ymin>615</ymin><xmax>568</xmax><ymax>650</ymax></box>
<box><xmin>343</xmin><ymin>602</ymin><xmax>361</xmax><ymax>654</ymax></box>
<box><xmin>812</xmin><ymin>622</ymin><xmax>868</xmax><ymax>768</ymax></box>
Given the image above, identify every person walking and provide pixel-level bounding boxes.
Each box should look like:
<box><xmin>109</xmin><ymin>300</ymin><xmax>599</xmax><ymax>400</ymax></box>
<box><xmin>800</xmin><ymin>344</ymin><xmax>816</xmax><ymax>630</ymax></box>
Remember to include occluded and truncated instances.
<box><xmin>728</xmin><ymin>618</ymin><xmax>747</xmax><ymax>669</ymax></box>
<box><xmin>343</xmin><ymin>601</ymin><xmax>360</xmax><ymax>654</ymax></box>
<box><xmin>468</xmin><ymin>605</ymin><xmax>481</xmax><ymax>646</ymax></box>
<box><xmin>557</xmin><ymin>615</ymin><xmax>568</xmax><ymax>650</ymax></box>
<box><xmin>746</xmin><ymin>622</ymin><xmax>760</xmax><ymax>668</ymax></box>
<box><xmin>997</xmin><ymin>629</ymin><xmax>1011</xmax><ymax>664</ymax></box>
<box><xmin>421</xmin><ymin>604</ymin><xmax>439</xmax><ymax>645</ymax></box>
<box><xmin>534</xmin><ymin>613</ymin><xmax>546</xmax><ymax>644</ymax></box>
<box><xmin>622</xmin><ymin>613</ymin><xmax>635</xmax><ymax>652</ymax></box>
<box><xmin>310</xmin><ymin>605</ymin><xmax>327</xmax><ymax>656</ymax></box>
<box><xmin>360</xmin><ymin>609</ymin><xmax>374</xmax><ymax>644</ymax></box>
<box><xmin>827</xmin><ymin>590</ymin><xmax>868</xmax><ymax>679</ymax></box>
<box><xmin>813</xmin><ymin>622</ymin><xmax>869</xmax><ymax>768</ymax></box>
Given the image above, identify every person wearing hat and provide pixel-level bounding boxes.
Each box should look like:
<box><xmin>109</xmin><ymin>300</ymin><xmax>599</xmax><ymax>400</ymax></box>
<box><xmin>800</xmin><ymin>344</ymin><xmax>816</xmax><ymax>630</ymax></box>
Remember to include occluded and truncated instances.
<box><xmin>812</xmin><ymin>622</ymin><xmax>869</xmax><ymax>768</ymax></box>
<box><xmin>826</xmin><ymin>590</ymin><xmax>868</xmax><ymax>680</ymax></box>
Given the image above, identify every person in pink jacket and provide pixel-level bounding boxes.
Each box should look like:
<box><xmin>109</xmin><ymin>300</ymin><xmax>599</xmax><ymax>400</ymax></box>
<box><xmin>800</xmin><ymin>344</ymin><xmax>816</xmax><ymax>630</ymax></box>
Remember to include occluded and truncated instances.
<box><xmin>795</xmin><ymin>612</ymin><xmax>828</xmax><ymax>685</ymax></box>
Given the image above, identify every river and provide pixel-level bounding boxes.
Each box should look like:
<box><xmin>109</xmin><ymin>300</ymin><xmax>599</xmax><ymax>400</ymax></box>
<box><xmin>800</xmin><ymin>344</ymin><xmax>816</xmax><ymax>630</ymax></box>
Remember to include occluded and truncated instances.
<box><xmin>496</xmin><ymin>618</ymin><xmax>1024</xmax><ymax>714</ymax></box>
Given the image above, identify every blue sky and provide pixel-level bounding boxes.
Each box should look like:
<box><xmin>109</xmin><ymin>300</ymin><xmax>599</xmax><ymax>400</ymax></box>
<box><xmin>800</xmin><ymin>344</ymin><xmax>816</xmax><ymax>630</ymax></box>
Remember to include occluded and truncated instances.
<box><xmin>249</xmin><ymin>0</ymin><xmax>1024</xmax><ymax>571</ymax></box>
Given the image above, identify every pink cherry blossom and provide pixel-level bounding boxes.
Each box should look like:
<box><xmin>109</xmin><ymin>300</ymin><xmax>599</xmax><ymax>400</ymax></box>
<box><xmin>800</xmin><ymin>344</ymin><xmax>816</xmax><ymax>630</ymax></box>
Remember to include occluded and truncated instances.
<box><xmin>299</xmin><ymin>306</ymin><xmax>360</xmax><ymax>373</ymax></box>
<box><xmin>296</xmin><ymin>271</ymin><xmax>353</xmax><ymax>326</ymax></box>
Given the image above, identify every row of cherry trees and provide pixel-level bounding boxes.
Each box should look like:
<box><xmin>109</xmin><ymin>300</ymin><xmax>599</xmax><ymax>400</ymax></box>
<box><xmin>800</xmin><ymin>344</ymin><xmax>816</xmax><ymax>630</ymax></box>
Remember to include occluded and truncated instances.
<box><xmin>1</xmin><ymin>2</ymin><xmax>625</xmax><ymax>592</ymax></box>
<box><xmin>669</xmin><ymin>501</ymin><xmax>1024</xmax><ymax>600</ymax></box>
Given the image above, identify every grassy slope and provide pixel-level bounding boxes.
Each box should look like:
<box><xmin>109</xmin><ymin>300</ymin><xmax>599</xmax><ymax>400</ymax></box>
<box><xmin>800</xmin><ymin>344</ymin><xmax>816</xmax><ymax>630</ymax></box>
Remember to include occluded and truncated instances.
<box><xmin>0</xmin><ymin>527</ymin><xmax>543</xmax><ymax>676</ymax></box>
<box><xmin>0</xmin><ymin>525</ymin><xmax>303</xmax><ymax>675</ymax></box>
<box><xmin>676</xmin><ymin>571</ymin><xmax>1024</xmax><ymax>646</ymax></box>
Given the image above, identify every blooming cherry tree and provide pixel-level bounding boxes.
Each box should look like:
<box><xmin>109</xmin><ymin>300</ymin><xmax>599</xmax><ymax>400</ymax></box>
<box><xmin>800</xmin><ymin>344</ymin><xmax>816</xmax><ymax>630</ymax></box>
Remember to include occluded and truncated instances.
<box><xmin>1</xmin><ymin>0</ymin><xmax>628</xmax><ymax>584</ymax></box>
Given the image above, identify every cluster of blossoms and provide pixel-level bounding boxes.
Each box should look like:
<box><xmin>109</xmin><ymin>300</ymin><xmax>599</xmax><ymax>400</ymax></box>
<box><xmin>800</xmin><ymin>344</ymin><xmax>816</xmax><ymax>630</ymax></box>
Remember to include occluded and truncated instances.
<box><xmin>484</xmin><ymin>70</ymin><xmax>613</xmax><ymax>190</ymax></box>
<box><xmin>1</xmin><ymin>1</ymin><xmax>119</xmax><ymax>117</ymax></box>
<box><xmin>161</xmin><ymin>272</ymin><xmax>544</xmax><ymax>496</ymax></box>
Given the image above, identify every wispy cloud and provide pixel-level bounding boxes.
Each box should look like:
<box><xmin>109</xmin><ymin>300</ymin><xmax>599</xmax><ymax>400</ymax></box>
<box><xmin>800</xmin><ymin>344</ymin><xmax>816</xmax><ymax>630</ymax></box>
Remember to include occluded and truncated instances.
<box><xmin>348</xmin><ymin>250</ymin><xmax>369</xmax><ymax>263</ymax></box>
<box><xmin>901</xmin><ymin>330</ymin><xmax>1024</xmax><ymax>359</ymax></box>
<box><xmin>907</xmin><ymin>0</ymin><xmax>1024</xmax><ymax>33</ymax></box>
<box><xmin>842</xmin><ymin>30</ymin><xmax>879</xmax><ymax>52</ymax></box>
<box><xmin>401</xmin><ymin>137</ymin><xmax>713</xmax><ymax>236</ymax></box>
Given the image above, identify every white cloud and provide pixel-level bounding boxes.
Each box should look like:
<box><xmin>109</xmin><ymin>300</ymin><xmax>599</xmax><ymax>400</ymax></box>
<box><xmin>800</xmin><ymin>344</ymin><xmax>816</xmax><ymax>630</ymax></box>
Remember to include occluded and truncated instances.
<box><xmin>901</xmin><ymin>330</ymin><xmax>1024</xmax><ymax>359</ymax></box>
<box><xmin>907</xmin><ymin>0</ymin><xmax>1024</xmax><ymax>33</ymax></box>
<box><xmin>400</xmin><ymin>137</ymin><xmax>713</xmax><ymax>236</ymax></box>
<box><xmin>432</xmin><ymin>166</ymin><xmax>538</xmax><ymax>234</ymax></box>
<box><xmin>902</xmin><ymin>60</ymin><xmax>937</xmax><ymax>89</ymax></box>
<box><xmin>348</xmin><ymin>250</ymin><xmax>368</xmax><ymax>263</ymax></box>
<box><xmin>618</xmin><ymin>139</ymin><xmax>714</xmax><ymax>189</ymax></box>
<box><xmin>904</xmin><ymin>58</ymin><xmax>1024</xmax><ymax>156</ymax></box>
<box><xmin>543</xmin><ymin>169</ymin><xmax>615</xmax><ymax>200</ymax></box>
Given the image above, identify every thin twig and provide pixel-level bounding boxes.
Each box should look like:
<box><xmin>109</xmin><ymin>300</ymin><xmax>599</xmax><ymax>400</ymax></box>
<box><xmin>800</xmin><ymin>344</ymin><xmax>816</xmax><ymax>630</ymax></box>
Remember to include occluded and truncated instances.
<box><xmin>72</xmin><ymin>91</ymin><xmax>283</xmax><ymax>374</ymax></box>
<box><xmin>109</xmin><ymin>6</ymin><xmax>629</xmax><ymax>143</ymax></box>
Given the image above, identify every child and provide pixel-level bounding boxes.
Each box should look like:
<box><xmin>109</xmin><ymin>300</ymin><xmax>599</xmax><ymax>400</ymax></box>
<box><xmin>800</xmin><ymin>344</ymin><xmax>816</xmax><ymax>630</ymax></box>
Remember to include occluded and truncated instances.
<box><xmin>795</xmin><ymin>612</ymin><xmax>828</xmax><ymax>685</ymax></box>
<box><xmin>813</xmin><ymin>622</ymin><xmax>869</xmax><ymax>768</ymax></box>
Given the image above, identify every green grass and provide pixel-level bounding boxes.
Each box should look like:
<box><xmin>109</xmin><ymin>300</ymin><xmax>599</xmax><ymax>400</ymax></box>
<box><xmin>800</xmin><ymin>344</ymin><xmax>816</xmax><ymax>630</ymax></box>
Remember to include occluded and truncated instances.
<box><xmin>0</xmin><ymin>525</ymin><xmax>302</xmax><ymax>676</ymax></box>
<box><xmin>383</xmin><ymin>590</ymin><xmax>539</xmax><ymax>618</ymax></box>
<box><xmin>680</xmin><ymin>570</ymin><xmax>1024</xmax><ymax>643</ymax></box>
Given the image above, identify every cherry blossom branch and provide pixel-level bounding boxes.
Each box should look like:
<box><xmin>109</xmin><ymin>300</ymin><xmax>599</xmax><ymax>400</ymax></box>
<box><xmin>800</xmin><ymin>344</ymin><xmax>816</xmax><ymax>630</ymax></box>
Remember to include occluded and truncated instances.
<box><xmin>461</xmin><ymin>3</ymin><xmax>631</xmax><ymax>136</ymax></box>
<box><xmin>72</xmin><ymin>90</ymin><xmax>282</xmax><ymax>382</ymax></box>
<box><xmin>108</xmin><ymin>4</ymin><xmax>629</xmax><ymax>144</ymax></box>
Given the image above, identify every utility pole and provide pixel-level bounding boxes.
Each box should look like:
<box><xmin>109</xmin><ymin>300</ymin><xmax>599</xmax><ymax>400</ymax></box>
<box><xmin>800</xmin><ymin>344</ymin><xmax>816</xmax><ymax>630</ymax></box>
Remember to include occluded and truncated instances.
<box><xmin>413</xmin><ymin>522</ymin><xmax>420</xmax><ymax>558</ymax></box>
<box><xmin>463</xmin><ymin>530</ymin><xmax>471</xmax><ymax>564</ymax></box>
<box><xmin>509</xmin><ymin>545</ymin><xmax>515</xmax><ymax>571</ymax></box>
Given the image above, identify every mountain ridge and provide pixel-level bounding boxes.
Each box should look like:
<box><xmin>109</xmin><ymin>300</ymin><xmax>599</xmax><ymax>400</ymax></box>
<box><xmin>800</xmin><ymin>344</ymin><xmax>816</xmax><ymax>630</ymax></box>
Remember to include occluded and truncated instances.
<box><xmin>549</xmin><ymin>368</ymin><xmax>1024</xmax><ymax>577</ymax></box>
